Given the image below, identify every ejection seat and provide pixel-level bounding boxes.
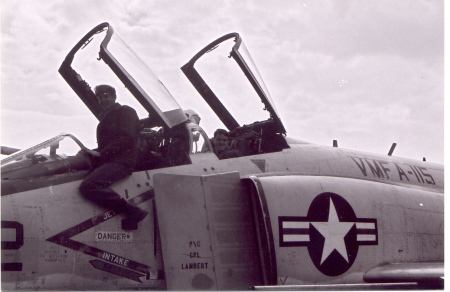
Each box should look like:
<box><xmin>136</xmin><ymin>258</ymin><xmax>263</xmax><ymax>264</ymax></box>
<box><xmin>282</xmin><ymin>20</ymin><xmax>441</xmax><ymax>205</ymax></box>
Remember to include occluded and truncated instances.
<box><xmin>135</xmin><ymin>121</ymin><xmax>217</xmax><ymax>171</ymax></box>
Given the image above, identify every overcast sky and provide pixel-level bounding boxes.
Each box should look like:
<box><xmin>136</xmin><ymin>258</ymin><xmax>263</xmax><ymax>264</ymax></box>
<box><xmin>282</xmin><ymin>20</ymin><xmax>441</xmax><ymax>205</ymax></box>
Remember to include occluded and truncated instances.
<box><xmin>1</xmin><ymin>0</ymin><xmax>444</xmax><ymax>164</ymax></box>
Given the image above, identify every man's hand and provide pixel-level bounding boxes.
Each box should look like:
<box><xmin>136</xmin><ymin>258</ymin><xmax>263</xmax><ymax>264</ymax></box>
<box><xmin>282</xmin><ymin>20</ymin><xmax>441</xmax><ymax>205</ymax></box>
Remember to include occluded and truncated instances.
<box><xmin>75</xmin><ymin>149</ymin><xmax>100</xmax><ymax>169</ymax></box>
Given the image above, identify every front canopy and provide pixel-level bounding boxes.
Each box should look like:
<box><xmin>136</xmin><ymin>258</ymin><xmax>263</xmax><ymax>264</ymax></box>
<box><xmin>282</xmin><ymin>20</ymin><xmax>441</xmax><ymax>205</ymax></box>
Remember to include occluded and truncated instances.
<box><xmin>59</xmin><ymin>22</ymin><xmax>187</xmax><ymax>128</ymax></box>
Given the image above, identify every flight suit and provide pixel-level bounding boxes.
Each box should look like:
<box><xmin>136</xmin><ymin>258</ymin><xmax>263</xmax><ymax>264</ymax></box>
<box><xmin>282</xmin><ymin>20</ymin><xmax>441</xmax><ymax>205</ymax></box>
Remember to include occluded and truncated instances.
<box><xmin>79</xmin><ymin>103</ymin><xmax>146</xmax><ymax>230</ymax></box>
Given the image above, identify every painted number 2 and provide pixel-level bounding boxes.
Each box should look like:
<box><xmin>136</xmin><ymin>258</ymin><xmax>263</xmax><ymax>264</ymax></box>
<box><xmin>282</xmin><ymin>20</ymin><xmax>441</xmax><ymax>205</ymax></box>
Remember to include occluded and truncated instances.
<box><xmin>1</xmin><ymin>221</ymin><xmax>24</xmax><ymax>271</ymax></box>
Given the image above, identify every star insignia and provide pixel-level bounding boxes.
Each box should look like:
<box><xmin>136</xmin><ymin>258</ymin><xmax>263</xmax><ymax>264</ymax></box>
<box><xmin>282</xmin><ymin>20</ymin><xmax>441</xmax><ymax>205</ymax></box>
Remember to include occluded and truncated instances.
<box><xmin>311</xmin><ymin>199</ymin><xmax>354</xmax><ymax>264</ymax></box>
<box><xmin>279</xmin><ymin>192</ymin><xmax>378</xmax><ymax>276</ymax></box>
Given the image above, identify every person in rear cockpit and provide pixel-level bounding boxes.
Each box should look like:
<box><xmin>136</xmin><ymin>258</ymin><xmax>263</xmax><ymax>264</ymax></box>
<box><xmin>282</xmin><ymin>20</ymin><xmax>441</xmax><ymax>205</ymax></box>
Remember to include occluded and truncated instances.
<box><xmin>212</xmin><ymin>129</ymin><xmax>242</xmax><ymax>159</ymax></box>
<box><xmin>79</xmin><ymin>84</ymin><xmax>148</xmax><ymax>231</ymax></box>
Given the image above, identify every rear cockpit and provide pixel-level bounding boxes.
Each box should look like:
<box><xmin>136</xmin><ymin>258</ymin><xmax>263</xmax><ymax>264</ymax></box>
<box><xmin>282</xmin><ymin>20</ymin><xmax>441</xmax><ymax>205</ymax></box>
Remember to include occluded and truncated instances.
<box><xmin>181</xmin><ymin>32</ymin><xmax>289</xmax><ymax>157</ymax></box>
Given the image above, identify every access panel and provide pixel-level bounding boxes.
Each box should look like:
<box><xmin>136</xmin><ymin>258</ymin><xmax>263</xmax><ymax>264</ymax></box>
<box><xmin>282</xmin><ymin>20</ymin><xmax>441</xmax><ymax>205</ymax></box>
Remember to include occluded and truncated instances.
<box><xmin>154</xmin><ymin>172</ymin><xmax>262</xmax><ymax>290</ymax></box>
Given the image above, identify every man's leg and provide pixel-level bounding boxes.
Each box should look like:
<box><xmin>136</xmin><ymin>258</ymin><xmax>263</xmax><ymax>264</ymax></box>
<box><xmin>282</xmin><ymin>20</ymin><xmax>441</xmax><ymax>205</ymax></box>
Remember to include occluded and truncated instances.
<box><xmin>79</xmin><ymin>163</ymin><xmax>130</xmax><ymax>210</ymax></box>
<box><xmin>79</xmin><ymin>163</ymin><xmax>148</xmax><ymax>230</ymax></box>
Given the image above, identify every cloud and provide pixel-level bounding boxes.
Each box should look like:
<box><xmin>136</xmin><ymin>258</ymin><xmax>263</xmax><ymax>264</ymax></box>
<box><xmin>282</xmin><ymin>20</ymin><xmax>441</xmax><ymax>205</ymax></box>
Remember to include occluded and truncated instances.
<box><xmin>1</xmin><ymin>0</ymin><xmax>443</xmax><ymax>164</ymax></box>
<box><xmin>248</xmin><ymin>0</ymin><xmax>443</xmax><ymax>62</ymax></box>
<box><xmin>1</xmin><ymin>109</ymin><xmax>99</xmax><ymax>150</ymax></box>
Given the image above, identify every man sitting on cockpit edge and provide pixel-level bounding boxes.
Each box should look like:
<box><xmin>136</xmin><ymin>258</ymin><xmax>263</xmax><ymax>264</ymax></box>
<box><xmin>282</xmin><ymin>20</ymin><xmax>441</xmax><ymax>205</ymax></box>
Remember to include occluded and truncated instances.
<box><xmin>79</xmin><ymin>84</ymin><xmax>148</xmax><ymax>231</ymax></box>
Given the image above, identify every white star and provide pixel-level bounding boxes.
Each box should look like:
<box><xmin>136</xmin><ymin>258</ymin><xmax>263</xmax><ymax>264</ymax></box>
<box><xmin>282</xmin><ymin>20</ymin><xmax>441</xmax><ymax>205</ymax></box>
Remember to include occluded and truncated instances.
<box><xmin>311</xmin><ymin>198</ymin><xmax>355</xmax><ymax>265</ymax></box>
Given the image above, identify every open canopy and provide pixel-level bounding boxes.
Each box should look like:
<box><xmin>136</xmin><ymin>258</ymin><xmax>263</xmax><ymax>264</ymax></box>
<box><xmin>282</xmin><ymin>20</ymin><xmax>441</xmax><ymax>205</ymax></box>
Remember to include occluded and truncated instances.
<box><xmin>182</xmin><ymin>33</ymin><xmax>286</xmax><ymax>135</ymax></box>
<box><xmin>59</xmin><ymin>22</ymin><xmax>187</xmax><ymax>129</ymax></box>
<box><xmin>60</xmin><ymin>23</ymin><xmax>285</xmax><ymax>136</ymax></box>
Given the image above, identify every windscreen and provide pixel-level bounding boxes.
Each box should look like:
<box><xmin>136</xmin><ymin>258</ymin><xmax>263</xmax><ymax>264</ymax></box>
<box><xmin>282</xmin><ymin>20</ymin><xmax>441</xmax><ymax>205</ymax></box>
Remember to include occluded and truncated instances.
<box><xmin>0</xmin><ymin>133</ymin><xmax>86</xmax><ymax>166</ymax></box>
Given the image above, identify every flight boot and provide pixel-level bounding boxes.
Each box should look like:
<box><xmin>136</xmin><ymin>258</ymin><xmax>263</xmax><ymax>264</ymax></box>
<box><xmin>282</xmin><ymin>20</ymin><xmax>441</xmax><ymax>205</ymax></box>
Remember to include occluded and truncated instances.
<box><xmin>121</xmin><ymin>203</ymin><xmax>148</xmax><ymax>231</ymax></box>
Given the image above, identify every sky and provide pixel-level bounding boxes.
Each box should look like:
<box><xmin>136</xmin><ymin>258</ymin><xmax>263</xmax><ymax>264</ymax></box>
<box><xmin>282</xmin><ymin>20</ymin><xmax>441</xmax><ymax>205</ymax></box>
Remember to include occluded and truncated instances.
<box><xmin>1</xmin><ymin>0</ymin><xmax>444</xmax><ymax>164</ymax></box>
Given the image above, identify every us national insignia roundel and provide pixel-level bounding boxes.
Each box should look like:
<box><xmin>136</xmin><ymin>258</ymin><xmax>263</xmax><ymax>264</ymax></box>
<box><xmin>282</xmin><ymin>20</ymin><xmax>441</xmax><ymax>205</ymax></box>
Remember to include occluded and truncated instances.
<box><xmin>279</xmin><ymin>192</ymin><xmax>378</xmax><ymax>276</ymax></box>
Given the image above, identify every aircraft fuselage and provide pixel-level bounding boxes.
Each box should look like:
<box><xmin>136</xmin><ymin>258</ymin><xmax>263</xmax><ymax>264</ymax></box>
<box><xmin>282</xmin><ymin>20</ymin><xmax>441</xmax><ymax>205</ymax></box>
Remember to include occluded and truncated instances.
<box><xmin>1</xmin><ymin>143</ymin><xmax>443</xmax><ymax>290</ymax></box>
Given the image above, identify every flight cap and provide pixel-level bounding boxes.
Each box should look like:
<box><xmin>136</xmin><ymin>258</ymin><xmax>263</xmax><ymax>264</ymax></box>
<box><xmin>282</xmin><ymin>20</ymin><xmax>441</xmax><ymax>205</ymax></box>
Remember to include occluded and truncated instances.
<box><xmin>94</xmin><ymin>84</ymin><xmax>116</xmax><ymax>97</ymax></box>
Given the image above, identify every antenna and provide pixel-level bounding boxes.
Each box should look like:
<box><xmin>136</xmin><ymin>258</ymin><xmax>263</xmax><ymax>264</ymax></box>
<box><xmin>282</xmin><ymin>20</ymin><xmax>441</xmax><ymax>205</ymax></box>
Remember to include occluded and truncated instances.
<box><xmin>388</xmin><ymin>143</ymin><xmax>397</xmax><ymax>156</ymax></box>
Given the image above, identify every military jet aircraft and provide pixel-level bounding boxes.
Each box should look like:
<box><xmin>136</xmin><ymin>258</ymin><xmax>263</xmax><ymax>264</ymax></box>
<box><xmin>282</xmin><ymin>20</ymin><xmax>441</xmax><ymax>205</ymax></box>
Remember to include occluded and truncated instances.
<box><xmin>1</xmin><ymin>22</ymin><xmax>443</xmax><ymax>290</ymax></box>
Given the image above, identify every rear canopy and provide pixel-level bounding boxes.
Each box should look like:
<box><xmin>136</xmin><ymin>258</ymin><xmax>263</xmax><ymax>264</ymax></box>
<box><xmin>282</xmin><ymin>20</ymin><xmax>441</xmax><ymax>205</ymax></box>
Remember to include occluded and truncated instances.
<box><xmin>182</xmin><ymin>33</ymin><xmax>286</xmax><ymax>135</ymax></box>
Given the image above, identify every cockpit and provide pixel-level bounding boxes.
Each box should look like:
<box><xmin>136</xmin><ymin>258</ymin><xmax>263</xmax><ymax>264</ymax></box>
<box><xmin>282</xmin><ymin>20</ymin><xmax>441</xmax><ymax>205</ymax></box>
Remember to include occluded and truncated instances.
<box><xmin>2</xmin><ymin>22</ymin><xmax>289</xmax><ymax>180</ymax></box>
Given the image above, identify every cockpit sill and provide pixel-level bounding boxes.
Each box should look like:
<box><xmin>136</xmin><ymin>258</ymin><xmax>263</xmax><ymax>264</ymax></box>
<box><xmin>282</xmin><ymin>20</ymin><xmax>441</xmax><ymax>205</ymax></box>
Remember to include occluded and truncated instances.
<box><xmin>0</xmin><ymin>128</ymin><xmax>293</xmax><ymax>197</ymax></box>
<box><xmin>1</xmin><ymin>122</ymin><xmax>291</xmax><ymax>178</ymax></box>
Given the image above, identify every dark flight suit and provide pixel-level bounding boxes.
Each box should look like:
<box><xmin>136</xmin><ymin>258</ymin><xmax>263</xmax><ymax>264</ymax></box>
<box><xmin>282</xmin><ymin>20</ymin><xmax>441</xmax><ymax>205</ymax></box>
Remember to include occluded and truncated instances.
<box><xmin>79</xmin><ymin>103</ymin><xmax>145</xmax><ymax>229</ymax></box>
<box><xmin>216</xmin><ymin>147</ymin><xmax>243</xmax><ymax>160</ymax></box>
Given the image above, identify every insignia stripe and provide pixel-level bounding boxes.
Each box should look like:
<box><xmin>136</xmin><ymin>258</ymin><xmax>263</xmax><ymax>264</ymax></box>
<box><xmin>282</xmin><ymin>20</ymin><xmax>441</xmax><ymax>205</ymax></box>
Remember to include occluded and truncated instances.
<box><xmin>357</xmin><ymin>234</ymin><xmax>376</xmax><ymax>241</ymax></box>
<box><xmin>283</xmin><ymin>234</ymin><xmax>310</xmax><ymax>242</ymax></box>
<box><xmin>282</xmin><ymin>221</ymin><xmax>309</xmax><ymax>229</ymax></box>
<box><xmin>282</xmin><ymin>228</ymin><xmax>309</xmax><ymax>235</ymax></box>
<box><xmin>356</xmin><ymin>222</ymin><xmax>375</xmax><ymax>229</ymax></box>
<box><xmin>356</xmin><ymin>229</ymin><xmax>377</xmax><ymax>235</ymax></box>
